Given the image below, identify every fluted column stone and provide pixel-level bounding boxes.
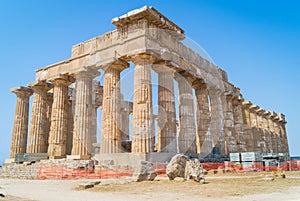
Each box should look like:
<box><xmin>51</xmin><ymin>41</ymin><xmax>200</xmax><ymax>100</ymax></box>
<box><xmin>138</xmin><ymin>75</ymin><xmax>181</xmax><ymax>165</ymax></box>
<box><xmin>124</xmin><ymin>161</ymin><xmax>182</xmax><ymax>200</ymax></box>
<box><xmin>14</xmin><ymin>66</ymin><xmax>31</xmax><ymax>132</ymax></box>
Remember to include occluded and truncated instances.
<box><xmin>10</xmin><ymin>86</ymin><xmax>33</xmax><ymax>158</ymax></box>
<box><xmin>194</xmin><ymin>81</ymin><xmax>212</xmax><ymax>155</ymax></box>
<box><xmin>176</xmin><ymin>73</ymin><xmax>197</xmax><ymax>154</ymax></box>
<box><xmin>268</xmin><ymin>112</ymin><xmax>277</xmax><ymax>153</ymax></box>
<box><xmin>131</xmin><ymin>54</ymin><xmax>155</xmax><ymax>153</ymax></box>
<box><xmin>48</xmin><ymin>75</ymin><xmax>74</xmax><ymax>158</ymax></box>
<box><xmin>256</xmin><ymin>109</ymin><xmax>267</xmax><ymax>152</ymax></box>
<box><xmin>224</xmin><ymin>94</ymin><xmax>237</xmax><ymax>155</ymax></box>
<box><xmin>71</xmin><ymin>68</ymin><xmax>100</xmax><ymax>159</ymax></box>
<box><xmin>249</xmin><ymin>105</ymin><xmax>260</xmax><ymax>152</ymax></box>
<box><xmin>100</xmin><ymin>61</ymin><xmax>128</xmax><ymax>154</ymax></box>
<box><xmin>262</xmin><ymin>111</ymin><xmax>272</xmax><ymax>153</ymax></box>
<box><xmin>153</xmin><ymin>64</ymin><xmax>177</xmax><ymax>153</ymax></box>
<box><xmin>242</xmin><ymin>101</ymin><xmax>254</xmax><ymax>152</ymax></box>
<box><xmin>232</xmin><ymin>96</ymin><xmax>246</xmax><ymax>152</ymax></box>
<box><xmin>27</xmin><ymin>81</ymin><xmax>53</xmax><ymax>153</ymax></box>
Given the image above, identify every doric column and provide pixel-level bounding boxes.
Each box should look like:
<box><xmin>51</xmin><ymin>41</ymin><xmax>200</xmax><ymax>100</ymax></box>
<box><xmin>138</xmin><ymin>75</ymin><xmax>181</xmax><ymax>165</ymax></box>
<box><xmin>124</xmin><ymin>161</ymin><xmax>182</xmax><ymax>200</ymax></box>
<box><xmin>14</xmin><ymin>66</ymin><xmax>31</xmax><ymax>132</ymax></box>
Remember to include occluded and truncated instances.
<box><xmin>262</xmin><ymin>111</ymin><xmax>272</xmax><ymax>153</ymax></box>
<box><xmin>27</xmin><ymin>81</ymin><xmax>53</xmax><ymax>153</ymax></box>
<box><xmin>131</xmin><ymin>54</ymin><xmax>155</xmax><ymax>153</ymax></box>
<box><xmin>47</xmin><ymin>75</ymin><xmax>74</xmax><ymax>158</ymax></box>
<box><xmin>209</xmin><ymin>89</ymin><xmax>225</xmax><ymax>155</ymax></box>
<box><xmin>120</xmin><ymin>97</ymin><xmax>132</xmax><ymax>142</ymax></box>
<box><xmin>242</xmin><ymin>101</ymin><xmax>254</xmax><ymax>152</ymax></box>
<box><xmin>176</xmin><ymin>73</ymin><xmax>197</xmax><ymax>154</ymax></box>
<box><xmin>223</xmin><ymin>94</ymin><xmax>237</xmax><ymax>155</ymax></box>
<box><xmin>71</xmin><ymin>68</ymin><xmax>100</xmax><ymax>159</ymax></box>
<box><xmin>278</xmin><ymin>113</ymin><xmax>289</xmax><ymax>153</ymax></box>
<box><xmin>100</xmin><ymin>61</ymin><xmax>128</xmax><ymax>154</ymax></box>
<box><xmin>66</xmin><ymin>88</ymin><xmax>74</xmax><ymax>155</ymax></box>
<box><xmin>153</xmin><ymin>64</ymin><xmax>177</xmax><ymax>153</ymax></box>
<box><xmin>194</xmin><ymin>81</ymin><xmax>212</xmax><ymax>155</ymax></box>
<box><xmin>273</xmin><ymin>116</ymin><xmax>282</xmax><ymax>153</ymax></box>
<box><xmin>45</xmin><ymin>93</ymin><xmax>53</xmax><ymax>150</ymax></box>
<box><xmin>249</xmin><ymin>105</ymin><xmax>260</xmax><ymax>152</ymax></box>
<box><xmin>10</xmin><ymin>86</ymin><xmax>33</xmax><ymax>158</ymax></box>
<box><xmin>256</xmin><ymin>108</ymin><xmax>267</xmax><ymax>152</ymax></box>
<box><xmin>268</xmin><ymin>111</ymin><xmax>278</xmax><ymax>153</ymax></box>
<box><xmin>232</xmin><ymin>96</ymin><xmax>246</xmax><ymax>152</ymax></box>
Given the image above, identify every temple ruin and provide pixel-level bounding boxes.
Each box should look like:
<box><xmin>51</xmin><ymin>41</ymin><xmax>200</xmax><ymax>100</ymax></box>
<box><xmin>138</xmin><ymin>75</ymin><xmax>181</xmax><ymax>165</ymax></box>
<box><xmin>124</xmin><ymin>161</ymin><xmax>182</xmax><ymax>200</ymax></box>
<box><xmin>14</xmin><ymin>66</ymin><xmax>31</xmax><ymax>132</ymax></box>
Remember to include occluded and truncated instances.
<box><xmin>8</xmin><ymin>6</ymin><xmax>289</xmax><ymax>165</ymax></box>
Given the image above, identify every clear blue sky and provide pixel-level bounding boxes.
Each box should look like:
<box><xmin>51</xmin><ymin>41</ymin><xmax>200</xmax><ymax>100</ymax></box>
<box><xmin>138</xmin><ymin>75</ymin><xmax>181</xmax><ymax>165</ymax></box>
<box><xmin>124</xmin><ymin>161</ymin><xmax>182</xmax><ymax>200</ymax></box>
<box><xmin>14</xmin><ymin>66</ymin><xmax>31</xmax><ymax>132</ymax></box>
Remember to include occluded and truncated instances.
<box><xmin>1</xmin><ymin>0</ymin><xmax>299</xmax><ymax>164</ymax></box>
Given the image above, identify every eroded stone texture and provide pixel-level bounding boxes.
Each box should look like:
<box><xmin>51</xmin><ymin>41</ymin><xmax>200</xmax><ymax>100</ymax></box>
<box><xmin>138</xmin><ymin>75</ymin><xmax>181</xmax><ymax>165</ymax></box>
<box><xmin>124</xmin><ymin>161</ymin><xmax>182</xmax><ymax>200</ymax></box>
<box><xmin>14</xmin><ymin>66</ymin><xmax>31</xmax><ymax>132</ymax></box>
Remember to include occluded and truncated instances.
<box><xmin>176</xmin><ymin>73</ymin><xmax>197</xmax><ymax>154</ymax></box>
<box><xmin>249</xmin><ymin>105</ymin><xmax>260</xmax><ymax>152</ymax></box>
<box><xmin>153</xmin><ymin>64</ymin><xmax>177</xmax><ymax>153</ymax></box>
<box><xmin>10</xmin><ymin>87</ymin><xmax>33</xmax><ymax>158</ymax></box>
<box><xmin>256</xmin><ymin>109</ymin><xmax>267</xmax><ymax>152</ymax></box>
<box><xmin>48</xmin><ymin>75</ymin><xmax>74</xmax><ymax>158</ymax></box>
<box><xmin>100</xmin><ymin>61</ymin><xmax>128</xmax><ymax>154</ymax></box>
<box><xmin>71</xmin><ymin>69</ymin><xmax>100</xmax><ymax>159</ymax></box>
<box><xmin>194</xmin><ymin>81</ymin><xmax>212</xmax><ymax>155</ymax></box>
<box><xmin>242</xmin><ymin>101</ymin><xmax>254</xmax><ymax>152</ymax></box>
<box><xmin>224</xmin><ymin>94</ymin><xmax>237</xmax><ymax>154</ymax></box>
<box><xmin>209</xmin><ymin>89</ymin><xmax>225</xmax><ymax>155</ymax></box>
<box><xmin>131</xmin><ymin>54</ymin><xmax>155</xmax><ymax>153</ymax></box>
<box><xmin>232</xmin><ymin>96</ymin><xmax>246</xmax><ymax>152</ymax></box>
<box><xmin>268</xmin><ymin>112</ymin><xmax>277</xmax><ymax>153</ymax></box>
<box><xmin>262</xmin><ymin>111</ymin><xmax>273</xmax><ymax>153</ymax></box>
<box><xmin>27</xmin><ymin>81</ymin><xmax>53</xmax><ymax>153</ymax></box>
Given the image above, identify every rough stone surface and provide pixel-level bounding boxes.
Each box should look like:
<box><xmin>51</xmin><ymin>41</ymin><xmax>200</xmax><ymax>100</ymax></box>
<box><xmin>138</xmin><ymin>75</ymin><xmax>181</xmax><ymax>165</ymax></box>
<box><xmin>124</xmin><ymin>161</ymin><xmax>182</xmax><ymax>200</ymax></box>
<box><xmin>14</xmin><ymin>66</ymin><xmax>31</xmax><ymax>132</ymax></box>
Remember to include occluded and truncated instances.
<box><xmin>166</xmin><ymin>154</ymin><xmax>189</xmax><ymax>180</ymax></box>
<box><xmin>132</xmin><ymin>161</ymin><xmax>157</xmax><ymax>182</ymax></box>
<box><xmin>167</xmin><ymin>154</ymin><xmax>205</xmax><ymax>183</ymax></box>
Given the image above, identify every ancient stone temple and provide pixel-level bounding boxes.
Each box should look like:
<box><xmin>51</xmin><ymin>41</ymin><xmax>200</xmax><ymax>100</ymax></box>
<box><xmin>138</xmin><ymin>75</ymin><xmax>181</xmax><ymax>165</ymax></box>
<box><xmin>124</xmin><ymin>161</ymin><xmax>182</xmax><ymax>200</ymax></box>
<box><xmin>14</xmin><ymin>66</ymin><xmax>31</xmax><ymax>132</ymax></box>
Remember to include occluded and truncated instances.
<box><xmin>8</xmin><ymin>6</ymin><xmax>289</xmax><ymax>163</ymax></box>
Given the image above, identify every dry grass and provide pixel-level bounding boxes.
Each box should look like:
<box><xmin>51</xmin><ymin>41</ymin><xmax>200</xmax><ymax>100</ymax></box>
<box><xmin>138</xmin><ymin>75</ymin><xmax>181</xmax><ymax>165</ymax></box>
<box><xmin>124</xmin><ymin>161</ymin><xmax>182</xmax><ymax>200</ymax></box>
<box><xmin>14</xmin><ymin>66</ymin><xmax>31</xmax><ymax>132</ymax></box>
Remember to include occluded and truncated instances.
<box><xmin>89</xmin><ymin>171</ymin><xmax>300</xmax><ymax>198</ymax></box>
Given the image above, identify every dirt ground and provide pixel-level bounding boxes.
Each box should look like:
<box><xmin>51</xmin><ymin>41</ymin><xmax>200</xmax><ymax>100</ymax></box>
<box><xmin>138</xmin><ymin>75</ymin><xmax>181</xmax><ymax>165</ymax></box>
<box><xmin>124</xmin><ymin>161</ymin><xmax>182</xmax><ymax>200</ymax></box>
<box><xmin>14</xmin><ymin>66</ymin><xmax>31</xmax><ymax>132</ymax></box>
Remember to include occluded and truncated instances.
<box><xmin>1</xmin><ymin>171</ymin><xmax>300</xmax><ymax>201</ymax></box>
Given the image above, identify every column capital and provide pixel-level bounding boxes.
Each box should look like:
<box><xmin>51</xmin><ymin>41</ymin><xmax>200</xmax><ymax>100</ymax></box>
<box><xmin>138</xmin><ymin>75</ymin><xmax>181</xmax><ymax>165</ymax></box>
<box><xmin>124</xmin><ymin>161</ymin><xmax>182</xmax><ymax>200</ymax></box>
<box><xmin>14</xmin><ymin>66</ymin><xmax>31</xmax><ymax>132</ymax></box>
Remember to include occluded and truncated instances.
<box><xmin>256</xmin><ymin>108</ymin><xmax>265</xmax><ymax>116</ymax></box>
<box><xmin>74</xmin><ymin>67</ymin><xmax>100</xmax><ymax>79</ymax></box>
<box><xmin>28</xmin><ymin>80</ymin><xmax>53</xmax><ymax>92</ymax></box>
<box><xmin>232</xmin><ymin>96</ymin><xmax>243</xmax><ymax>106</ymax></box>
<box><xmin>249</xmin><ymin>105</ymin><xmax>259</xmax><ymax>112</ymax></box>
<box><xmin>10</xmin><ymin>86</ymin><xmax>33</xmax><ymax>97</ymax></box>
<box><xmin>131</xmin><ymin>53</ymin><xmax>157</xmax><ymax>65</ymax></box>
<box><xmin>192</xmin><ymin>79</ymin><xmax>207</xmax><ymax>90</ymax></box>
<box><xmin>242</xmin><ymin>101</ymin><xmax>252</xmax><ymax>108</ymax></box>
<box><xmin>105</xmin><ymin>60</ymin><xmax>129</xmax><ymax>71</ymax></box>
<box><xmin>49</xmin><ymin>74</ymin><xmax>75</xmax><ymax>86</ymax></box>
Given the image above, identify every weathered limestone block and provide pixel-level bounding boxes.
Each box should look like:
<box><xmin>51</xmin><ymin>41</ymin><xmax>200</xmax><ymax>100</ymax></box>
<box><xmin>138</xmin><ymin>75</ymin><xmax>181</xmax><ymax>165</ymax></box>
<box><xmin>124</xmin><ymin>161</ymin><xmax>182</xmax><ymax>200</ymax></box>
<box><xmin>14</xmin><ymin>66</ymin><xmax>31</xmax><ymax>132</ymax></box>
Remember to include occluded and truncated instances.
<box><xmin>153</xmin><ymin>64</ymin><xmax>177</xmax><ymax>153</ymax></box>
<box><xmin>278</xmin><ymin>113</ymin><xmax>289</xmax><ymax>153</ymax></box>
<box><xmin>256</xmin><ymin>108</ymin><xmax>267</xmax><ymax>152</ymax></box>
<box><xmin>132</xmin><ymin>161</ymin><xmax>157</xmax><ymax>182</ymax></box>
<box><xmin>268</xmin><ymin>111</ymin><xmax>278</xmax><ymax>153</ymax></box>
<box><xmin>232</xmin><ymin>96</ymin><xmax>246</xmax><ymax>152</ymax></box>
<box><xmin>100</xmin><ymin>61</ymin><xmax>128</xmax><ymax>154</ymax></box>
<box><xmin>249</xmin><ymin>105</ymin><xmax>260</xmax><ymax>152</ymax></box>
<box><xmin>262</xmin><ymin>111</ymin><xmax>273</xmax><ymax>153</ymax></box>
<box><xmin>242</xmin><ymin>101</ymin><xmax>254</xmax><ymax>152</ymax></box>
<box><xmin>176</xmin><ymin>73</ymin><xmax>197</xmax><ymax>154</ymax></box>
<box><xmin>194</xmin><ymin>81</ymin><xmax>212</xmax><ymax>155</ymax></box>
<box><xmin>223</xmin><ymin>94</ymin><xmax>237</xmax><ymax>154</ymax></box>
<box><xmin>71</xmin><ymin>68</ymin><xmax>100</xmax><ymax>159</ymax></box>
<box><xmin>28</xmin><ymin>81</ymin><xmax>53</xmax><ymax>153</ymax></box>
<box><xmin>166</xmin><ymin>154</ymin><xmax>205</xmax><ymax>183</ymax></box>
<box><xmin>166</xmin><ymin>154</ymin><xmax>189</xmax><ymax>180</ymax></box>
<box><xmin>185</xmin><ymin>159</ymin><xmax>205</xmax><ymax>183</ymax></box>
<box><xmin>10</xmin><ymin>86</ymin><xmax>33</xmax><ymax>158</ymax></box>
<box><xmin>209</xmin><ymin>89</ymin><xmax>225</xmax><ymax>155</ymax></box>
<box><xmin>131</xmin><ymin>54</ymin><xmax>155</xmax><ymax>153</ymax></box>
<box><xmin>48</xmin><ymin>75</ymin><xmax>74</xmax><ymax>158</ymax></box>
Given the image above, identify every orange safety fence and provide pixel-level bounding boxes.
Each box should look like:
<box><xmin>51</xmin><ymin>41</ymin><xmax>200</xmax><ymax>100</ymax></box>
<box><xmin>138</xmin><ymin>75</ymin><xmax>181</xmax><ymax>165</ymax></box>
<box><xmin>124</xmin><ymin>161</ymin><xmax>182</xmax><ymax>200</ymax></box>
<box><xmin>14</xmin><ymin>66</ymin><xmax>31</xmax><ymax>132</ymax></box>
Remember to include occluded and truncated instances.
<box><xmin>202</xmin><ymin>162</ymin><xmax>225</xmax><ymax>171</ymax></box>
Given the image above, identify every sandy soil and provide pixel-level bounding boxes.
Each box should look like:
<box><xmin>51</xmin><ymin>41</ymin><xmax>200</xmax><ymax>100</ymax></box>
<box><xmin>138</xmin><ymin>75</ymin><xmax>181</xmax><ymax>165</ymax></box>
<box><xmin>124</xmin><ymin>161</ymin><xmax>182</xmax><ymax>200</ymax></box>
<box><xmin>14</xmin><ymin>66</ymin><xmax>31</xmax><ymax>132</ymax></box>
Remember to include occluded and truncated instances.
<box><xmin>1</xmin><ymin>171</ymin><xmax>300</xmax><ymax>201</ymax></box>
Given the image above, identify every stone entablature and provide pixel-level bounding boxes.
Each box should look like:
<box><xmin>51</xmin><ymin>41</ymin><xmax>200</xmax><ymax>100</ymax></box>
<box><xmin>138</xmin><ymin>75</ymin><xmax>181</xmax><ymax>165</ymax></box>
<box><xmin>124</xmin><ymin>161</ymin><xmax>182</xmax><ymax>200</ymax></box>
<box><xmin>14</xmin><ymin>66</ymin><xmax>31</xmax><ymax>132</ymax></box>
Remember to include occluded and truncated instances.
<box><xmin>8</xmin><ymin>6</ymin><xmax>289</xmax><ymax>162</ymax></box>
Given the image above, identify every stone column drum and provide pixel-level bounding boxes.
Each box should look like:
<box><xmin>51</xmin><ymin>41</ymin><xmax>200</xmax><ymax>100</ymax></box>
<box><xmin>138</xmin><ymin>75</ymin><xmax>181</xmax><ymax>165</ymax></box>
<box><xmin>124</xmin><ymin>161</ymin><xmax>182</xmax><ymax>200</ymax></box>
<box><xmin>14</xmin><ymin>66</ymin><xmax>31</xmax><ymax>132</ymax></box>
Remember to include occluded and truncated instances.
<box><xmin>242</xmin><ymin>101</ymin><xmax>254</xmax><ymax>152</ymax></box>
<box><xmin>249</xmin><ymin>105</ymin><xmax>260</xmax><ymax>152</ymax></box>
<box><xmin>47</xmin><ymin>75</ymin><xmax>74</xmax><ymax>158</ymax></box>
<box><xmin>232</xmin><ymin>96</ymin><xmax>246</xmax><ymax>152</ymax></box>
<box><xmin>262</xmin><ymin>111</ymin><xmax>272</xmax><ymax>153</ymax></box>
<box><xmin>224</xmin><ymin>94</ymin><xmax>237</xmax><ymax>155</ymax></box>
<box><xmin>194</xmin><ymin>81</ymin><xmax>212</xmax><ymax>155</ymax></box>
<box><xmin>154</xmin><ymin>64</ymin><xmax>177</xmax><ymax>153</ymax></box>
<box><xmin>256</xmin><ymin>108</ymin><xmax>267</xmax><ymax>152</ymax></box>
<box><xmin>268</xmin><ymin>112</ymin><xmax>277</xmax><ymax>153</ymax></box>
<box><xmin>176</xmin><ymin>73</ymin><xmax>197</xmax><ymax>154</ymax></box>
<box><xmin>71</xmin><ymin>68</ymin><xmax>100</xmax><ymax>159</ymax></box>
<box><xmin>100</xmin><ymin>61</ymin><xmax>128</xmax><ymax>154</ymax></box>
<box><xmin>209</xmin><ymin>89</ymin><xmax>225</xmax><ymax>155</ymax></box>
<box><xmin>27</xmin><ymin>81</ymin><xmax>53</xmax><ymax>153</ymax></box>
<box><xmin>10</xmin><ymin>86</ymin><xmax>33</xmax><ymax>158</ymax></box>
<box><xmin>131</xmin><ymin>54</ymin><xmax>155</xmax><ymax>153</ymax></box>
